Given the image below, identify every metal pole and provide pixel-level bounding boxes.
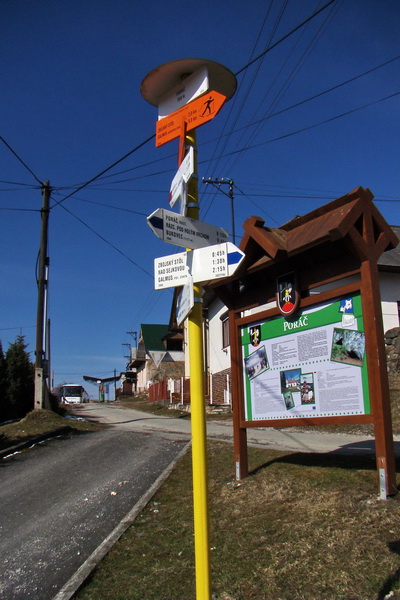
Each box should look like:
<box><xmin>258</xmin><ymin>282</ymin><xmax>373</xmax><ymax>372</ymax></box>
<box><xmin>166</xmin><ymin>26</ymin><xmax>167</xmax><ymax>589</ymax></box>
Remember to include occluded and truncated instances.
<box><xmin>228</xmin><ymin>179</ymin><xmax>235</xmax><ymax>245</ymax></box>
<box><xmin>35</xmin><ymin>181</ymin><xmax>51</xmax><ymax>410</ymax></box>
<box><xmin>186</xmin><ymin>130</ymin><xmax>212</xmax><ymax>600</ymax></box>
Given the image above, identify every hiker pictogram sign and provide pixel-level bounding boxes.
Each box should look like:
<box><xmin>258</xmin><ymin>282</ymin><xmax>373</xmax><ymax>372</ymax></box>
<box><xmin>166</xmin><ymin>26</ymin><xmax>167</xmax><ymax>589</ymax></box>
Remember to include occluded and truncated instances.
<box><xmin>156</xmin><ymin>90</ymin><xmax>226</xmax><ymax>147</ymax></box>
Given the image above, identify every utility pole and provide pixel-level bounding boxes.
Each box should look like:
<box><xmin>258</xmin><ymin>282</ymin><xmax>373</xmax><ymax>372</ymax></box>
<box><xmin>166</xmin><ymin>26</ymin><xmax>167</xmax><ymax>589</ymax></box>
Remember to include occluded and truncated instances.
<box><xmin>202</xmin><ymin>177</ymin><xmax>235</xmax><ymax>244</ymax></box>
<box><xmin>34</xmin><ymin>180</ymin><xmax>51</xmax><ymax>410</ymax></box>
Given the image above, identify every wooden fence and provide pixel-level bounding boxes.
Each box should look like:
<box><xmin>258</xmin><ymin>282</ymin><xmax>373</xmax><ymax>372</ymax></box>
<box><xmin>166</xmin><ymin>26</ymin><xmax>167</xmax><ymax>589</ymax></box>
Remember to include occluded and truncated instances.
<box><xmin>148</xmin><ymin>377</ymin><xmax>191</xmax><ymax>405</ymax></box>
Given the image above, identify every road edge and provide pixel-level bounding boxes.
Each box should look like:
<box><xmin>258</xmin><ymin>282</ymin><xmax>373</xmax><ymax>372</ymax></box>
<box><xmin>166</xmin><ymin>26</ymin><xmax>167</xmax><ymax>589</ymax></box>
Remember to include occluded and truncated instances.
<box><xmin>51</xmin><ymin>441</ymin><xmax>191</xmax><ymax>600</ymax></box>
<box><xmin>0</xmin><ymin>427</ymin><xmax>72</xmax><ymax>459</ymax></box>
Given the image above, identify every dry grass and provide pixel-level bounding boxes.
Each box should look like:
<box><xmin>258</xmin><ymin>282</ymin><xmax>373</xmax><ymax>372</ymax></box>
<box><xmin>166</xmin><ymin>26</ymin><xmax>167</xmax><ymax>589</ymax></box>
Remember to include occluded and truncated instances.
<box><xmin>76</xmin><ymin>442</ymin><xmax>400</xmax><ymax>600</ymax></box>
<box><xmin>0</xmin><ymin>408</ymin><xmax>105</xmax><ymax>451</ymax></box>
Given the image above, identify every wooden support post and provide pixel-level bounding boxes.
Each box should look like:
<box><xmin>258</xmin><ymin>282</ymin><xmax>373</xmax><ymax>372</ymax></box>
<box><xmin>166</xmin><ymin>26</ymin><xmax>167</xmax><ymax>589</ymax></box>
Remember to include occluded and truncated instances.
<box><xmin>361</xmin><ymin>255</ymin><xmax>396</xmax><ymax>496</ymax></box>
<box><xmin>230</xmin><ymin>309</ymin><xmax>248</xmax><ymax>479</ymax></box>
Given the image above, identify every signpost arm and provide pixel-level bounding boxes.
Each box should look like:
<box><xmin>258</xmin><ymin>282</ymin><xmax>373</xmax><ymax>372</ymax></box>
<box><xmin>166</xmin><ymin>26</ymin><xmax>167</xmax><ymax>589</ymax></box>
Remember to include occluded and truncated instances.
<box><xmin>185</xmin><ymin>129</ymin><xmax>212</xmax><ymax>600</ymax></box>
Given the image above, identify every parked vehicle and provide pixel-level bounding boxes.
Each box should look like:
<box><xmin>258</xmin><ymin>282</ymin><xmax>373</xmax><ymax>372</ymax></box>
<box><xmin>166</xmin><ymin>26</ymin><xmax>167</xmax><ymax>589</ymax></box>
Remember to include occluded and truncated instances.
<box><xmin>61</xmin><ymin>384</ymin><xmax>89</xmax><ymax>404</ymax></box>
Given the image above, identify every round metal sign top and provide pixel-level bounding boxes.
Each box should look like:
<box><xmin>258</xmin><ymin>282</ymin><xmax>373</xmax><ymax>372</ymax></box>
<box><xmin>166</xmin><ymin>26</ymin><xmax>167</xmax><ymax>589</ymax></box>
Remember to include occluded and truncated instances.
<box><xmin>140</xmin><ymin>58</ymin><xmax>237</xmax><ymax>106</ymax></box>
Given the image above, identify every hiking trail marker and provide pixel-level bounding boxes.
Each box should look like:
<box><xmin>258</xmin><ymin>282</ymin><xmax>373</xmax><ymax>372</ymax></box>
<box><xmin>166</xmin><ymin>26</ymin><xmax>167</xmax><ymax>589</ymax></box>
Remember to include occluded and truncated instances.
<box><xmin>147</xmin><ymin>207</ymin><xmax>229</xmax><ymax>250</ymax></box>
<box><xmin>154</xmin><ymin>242</ymin><xmax>245</xmax><ymax>289</ymax></box>
<box><xmin>168</xmin><ymin>146</ymin><xmax>194</xmax><ymax>210</ymax></box>
<box><xmin>156</xmin><ymin>90</ymin><xmax>226</xmax><ymax>147</ymax></box>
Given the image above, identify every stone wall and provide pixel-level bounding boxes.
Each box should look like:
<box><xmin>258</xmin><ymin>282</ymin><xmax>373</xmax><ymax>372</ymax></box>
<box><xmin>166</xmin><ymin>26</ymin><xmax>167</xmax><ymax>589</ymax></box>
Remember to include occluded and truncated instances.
<box><xmin>385</xmin><ymin>327</ymin><xmax>400</xmax><ymax>372</ymax></box>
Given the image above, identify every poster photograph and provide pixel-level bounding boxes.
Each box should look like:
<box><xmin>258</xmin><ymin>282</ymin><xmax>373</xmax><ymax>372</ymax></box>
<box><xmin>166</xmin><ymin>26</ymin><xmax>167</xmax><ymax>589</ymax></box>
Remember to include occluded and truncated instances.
<box><xmin>241</xmin><ymin>293</ymin><xmax>370</xmax><ymax>422</ymax></box>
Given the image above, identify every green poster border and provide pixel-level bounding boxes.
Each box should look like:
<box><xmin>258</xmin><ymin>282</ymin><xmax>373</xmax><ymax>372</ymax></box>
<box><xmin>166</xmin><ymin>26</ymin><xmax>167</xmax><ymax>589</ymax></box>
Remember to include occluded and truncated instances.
<box><xmin>241</xmin><ymin>292</ymin><xmax>370</xmax><ymax>422</ymax></box>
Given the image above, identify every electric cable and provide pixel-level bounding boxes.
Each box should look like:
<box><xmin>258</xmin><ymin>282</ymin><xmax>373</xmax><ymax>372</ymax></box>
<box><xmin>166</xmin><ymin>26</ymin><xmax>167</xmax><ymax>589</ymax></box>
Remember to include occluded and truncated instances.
<box><xmin>0</xmin><ymin>207</ymin><xmax>41</xmax><ymax>212</ymax></box>
<box><xmin>234</xmin><ymin>0</ymin><xmax>337</xmax><ymax>77</ymax></box>
<box><xmin>50</xmin><ymin>133</ymin><xmax>155</xmax><ymax>209</ymax></box>
<box><xmin>0</xmin><ymin>136</ymin><xmax>43</xmax><ymax>185</ymax></box>
<box><xmin>225</xmin><ymin>0</ymin><xmax>340</xmax><ymax>175</ymax></box>
<box><xmin>0</xmin><ymin>180</ymin><xmax>40</xmax><ymax>187</ymax></box>
<box><xmin>58</xmin><ymin>203</ymin><xmax>153</xmax><ymax>278</ymax></box>
<box><xmin>202</xmin><ymin>0</ymin><xmax>288</xmax><ymax>182</ymax></box>
<box><xmin>222</xmin><ymin>53</ymin><xmax>400</xmax><ymax>147</ymax></box>
<box><xmin>77</xmin><ymin>48</ymin><xmax>400</xmax><ymax>194</ymax></box>
<box><xmin>51</xmin><ymin>0</ymin><xmax>336</xmax><ymax>202</ymax></box>
<box><xmin>52</xmin><ymin>193</ymin><xmax>149</xmax><ymax>216</ymax></box>
<box><xmin>200</xmin><ymin>89</ymin><xmax>400</xmax><ymax>163</ymax></box>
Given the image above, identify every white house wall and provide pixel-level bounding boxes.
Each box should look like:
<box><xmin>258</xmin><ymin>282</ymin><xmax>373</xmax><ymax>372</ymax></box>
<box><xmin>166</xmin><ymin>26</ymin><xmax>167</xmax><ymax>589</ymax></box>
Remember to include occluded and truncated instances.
<box><xmin>379</xmin><ymin>272</ymin><xmax>400</xmax><ymax>332</ymax></box>
<box><xmin>207</xmin><ymin>297</ymin><xmax>231</xmax><ymax>374</ymax></box>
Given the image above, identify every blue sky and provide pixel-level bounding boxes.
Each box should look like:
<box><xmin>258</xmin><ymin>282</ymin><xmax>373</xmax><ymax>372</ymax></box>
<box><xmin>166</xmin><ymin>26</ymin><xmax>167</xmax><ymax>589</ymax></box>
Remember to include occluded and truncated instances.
<box><xmin>1</xmin><ymin>0</ymin><xmax>399</xmax><ymax>396</ymax></box>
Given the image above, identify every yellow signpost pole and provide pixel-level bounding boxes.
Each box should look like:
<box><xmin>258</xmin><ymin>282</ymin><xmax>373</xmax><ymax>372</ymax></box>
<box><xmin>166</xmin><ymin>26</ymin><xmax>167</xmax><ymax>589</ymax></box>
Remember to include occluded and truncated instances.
<box><xmin>185</xmin><ymin>129</ymin><xmax>211</xmax><ymax>600</ymax></box>
<box><xmin>141</xmin><ymin>59</ymin><xmax>237</xmax><ymax>600</ymax></box>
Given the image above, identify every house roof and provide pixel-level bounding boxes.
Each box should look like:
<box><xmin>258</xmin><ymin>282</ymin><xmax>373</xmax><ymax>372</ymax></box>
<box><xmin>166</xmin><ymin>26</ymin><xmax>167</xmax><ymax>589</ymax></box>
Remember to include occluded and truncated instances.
<box><xmin>237</xmin><ymin>187</ymin><xmax>398</xmax><ymax>271</ymax></box>
<box><xmin>140</xmin><ymin>324</ymin><xmax>169</xmax><ymax>351</ymax></box>
<box><xmin>378</xmin><ymin>225</ymin><xmax>400</xmax><ymax>271</ymax></box>
<box><xmin>207</xmin><ymin>187</ymin><xmax>399</xmax><ymax>311</ymax></box>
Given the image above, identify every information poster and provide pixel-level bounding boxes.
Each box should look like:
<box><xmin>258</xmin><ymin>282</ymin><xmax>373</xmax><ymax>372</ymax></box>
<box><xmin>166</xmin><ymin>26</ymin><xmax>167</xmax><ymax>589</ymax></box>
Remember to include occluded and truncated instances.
<box><xmin>241</xmin><ymin>293</ymin><xmax>370</xmax><ymax>421</ymax></box>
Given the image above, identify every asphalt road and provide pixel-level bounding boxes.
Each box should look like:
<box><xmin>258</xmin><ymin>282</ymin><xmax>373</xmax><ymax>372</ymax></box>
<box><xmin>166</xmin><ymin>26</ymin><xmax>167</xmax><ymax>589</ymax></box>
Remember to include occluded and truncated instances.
<box><xmin>2</xmin><ymin>402</ymin><xmax>399</xmax><ymax>600</ymax></box>
<box><xmin>0</xmin><ymin>428</ymin><xmax>187</xmax><ymax>600</ymax></box>
<box><xmin>74</xmin><ymin>401</ymin><xmax>400</xmax><ymax>455</ymax></box>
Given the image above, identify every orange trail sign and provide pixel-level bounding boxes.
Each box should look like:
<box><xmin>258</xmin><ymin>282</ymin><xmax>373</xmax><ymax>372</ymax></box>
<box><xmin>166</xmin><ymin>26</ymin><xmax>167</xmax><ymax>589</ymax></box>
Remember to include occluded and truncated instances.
<box><xmin>155</xmin><ymin>90</ymin><xmax>226</xmax><ymax>147</ymax></box>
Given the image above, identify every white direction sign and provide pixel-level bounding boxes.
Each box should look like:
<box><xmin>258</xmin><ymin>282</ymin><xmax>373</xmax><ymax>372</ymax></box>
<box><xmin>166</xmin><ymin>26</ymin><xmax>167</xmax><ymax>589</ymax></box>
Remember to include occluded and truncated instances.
<box><xmin>147</xmin><ymin>208</ymin><xmax>229</xmax><ymax>250</ymax></box>
<box><xmin>158</xmin><ymin>67</ymin><xmax>209</xmax><ymax>120</ymax></box>
<box><xmin>168</xmin><ymin>146</ymin><xmax>194</xmax><ymax>209</ymax></box>
<box><xmin>176</xmin><ymin>276</ymin><xmax>194</xmax><ymax>325</ymax></box>
<box><xmin>154</xmin><ymin>251</ymin><xmax>189</xmax><ymax>290</ymax></box>
<box><xmin>154</xmin><ymin>242</ymin><xmax>245</xmax><ymax>290</ymax></box>
<box><xmin>192</xmin><ymin>242</ymin><xmax>245</xmax><ymax>281</ymax></box>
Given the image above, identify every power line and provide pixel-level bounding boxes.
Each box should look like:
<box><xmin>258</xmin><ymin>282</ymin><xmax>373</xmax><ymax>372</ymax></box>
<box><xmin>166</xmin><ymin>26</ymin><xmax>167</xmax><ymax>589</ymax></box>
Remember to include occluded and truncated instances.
<box><xmin>234</xmin><ymin>0</ymin><xmax>337</xmax><ymax>77</ymax></box>
<box><xmin>224</xmin><ymin>1</ymin><xmax>340</xmax><ymax>176</ymax></box>
<box><xmin>58</xmin><ymin>203</ymin><xmax>153</xmax><ymax>278</ymax></box>
<box><xmin>45</xmin><ymin>1</ymin><xmax>336</xmax><ymax>205</ymax></box>
<box><xmin>70</xmin><ymin>53</ymin><xmax>400</xmax><ymax>193</ymax></box>
<box><xmin>0</xmin><ymin>207</ymin><xmax>41</xmax><ymax>212</ymax></box>
<box><xmin>0</xmin><ymin>179</ymin><xmax>40</xmax><ymax>187</ymax></box>
<box><xmin>200</xmin><ymin>89</ymin><xmax>400</xmax><ymax>162</ymax></box>
<box><xmin>0</xmin><ymin>136</ymin><xmax>43</xmax><ymax>185</ymax></box>
<box><xmin>50</xmin><ymin>134</ymin><xmax>155</xmax><ymax>209</ymax></box>
<box><xmin>225</xmin><ymin>54</ymin><xmax>400</xmax><ymax>142</ymax></box>
<box><xmin>52</xmin><ymin>192</ymin><xmax>149</xmax><ymax>215</ymax></box>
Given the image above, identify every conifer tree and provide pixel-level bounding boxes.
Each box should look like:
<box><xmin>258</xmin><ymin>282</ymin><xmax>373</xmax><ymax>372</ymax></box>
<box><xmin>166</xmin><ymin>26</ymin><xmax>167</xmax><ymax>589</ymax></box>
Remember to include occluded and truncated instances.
<box><xmin>0</xmin><ymin>341</ymin><xmax>8</xmax><ymax>421</ymax></box>
<box><xmin>5</xmin><ymin>335</ymin><xmax>34</xmax><ymax>418</ymax></box>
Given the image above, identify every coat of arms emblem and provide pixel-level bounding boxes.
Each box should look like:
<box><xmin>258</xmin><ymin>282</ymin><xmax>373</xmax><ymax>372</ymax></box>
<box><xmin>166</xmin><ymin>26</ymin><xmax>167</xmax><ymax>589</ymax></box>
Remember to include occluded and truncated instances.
<box><xmin>276</xmin><ymin>273</ymin><xmax>300</xmax><ymax>316</ymax></box>
<box><xmin>249</xmin><ymin>325</ymin><xmax>261</xmax><ymax>347</ymax></box>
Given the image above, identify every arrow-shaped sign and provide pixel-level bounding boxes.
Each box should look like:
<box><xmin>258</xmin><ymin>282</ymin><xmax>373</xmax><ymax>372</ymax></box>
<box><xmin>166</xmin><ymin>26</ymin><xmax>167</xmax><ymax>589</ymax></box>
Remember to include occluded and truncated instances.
<box><xmin>176</xmin><ymin>275</ymin><xmax>194</xmax><ymax>325</ymax></box>
<box><xmin>156</xmin><ymin>90</ymin><xmax>226</xmax><ymax>147</ymax></box>
<box><xmin>154</xmin><ymin>242</ymin><xmax>245</xmax><ymax>289</ymax></box>
<box><xmin>168</xmin><ymin>146</ymin><xmax>194</xmax><ymax>209</ymax></box>
<box><xmin>147</xmin><ymin>208</ymin><xmax>229</xmax><ymax>250</ymax></box>
<box><xmin>191</xmin><ymin>242</ymin><xmax>245</xmax><ymax>281</ymax></box>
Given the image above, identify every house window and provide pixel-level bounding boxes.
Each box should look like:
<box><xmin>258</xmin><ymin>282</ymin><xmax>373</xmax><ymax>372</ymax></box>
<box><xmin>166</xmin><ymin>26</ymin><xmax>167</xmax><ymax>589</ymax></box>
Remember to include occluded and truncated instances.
<box><xmin>220</xmin><ymin>312</ymin><xmax>230</xmax><ymax>349</ymax></box>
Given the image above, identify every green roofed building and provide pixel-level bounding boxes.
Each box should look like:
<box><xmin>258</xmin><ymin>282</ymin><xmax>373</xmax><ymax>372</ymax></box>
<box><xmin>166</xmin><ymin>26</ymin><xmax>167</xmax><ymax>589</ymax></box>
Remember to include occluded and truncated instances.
<box><xmin>128</xmin><ymin>323</ymin><xmax>184</xmax><ymax>392</ymax></box>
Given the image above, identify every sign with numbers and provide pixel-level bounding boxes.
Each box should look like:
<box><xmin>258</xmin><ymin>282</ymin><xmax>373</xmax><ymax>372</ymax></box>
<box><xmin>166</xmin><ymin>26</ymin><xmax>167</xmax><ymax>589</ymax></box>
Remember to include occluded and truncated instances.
<box><xmin>154</xmin><ymin>242</ymin><xmax>244</xmax><ymax>289</ymax></box>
